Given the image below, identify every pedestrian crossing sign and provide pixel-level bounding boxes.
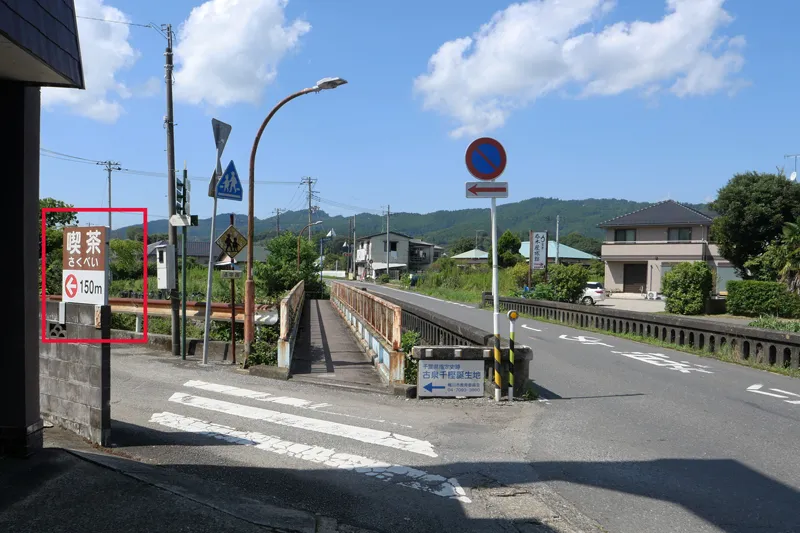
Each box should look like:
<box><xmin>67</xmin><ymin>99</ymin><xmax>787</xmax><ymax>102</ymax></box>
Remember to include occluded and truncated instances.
<box><xmin>216</xmin><ymin>160</ymin><xmax>243</xmax><ymax>201</ymax></box>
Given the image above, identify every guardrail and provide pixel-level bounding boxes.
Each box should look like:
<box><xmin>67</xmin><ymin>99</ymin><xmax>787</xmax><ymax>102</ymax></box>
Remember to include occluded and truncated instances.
<box><xmin>483</xmin><ymin>293</ymin><xmax>800</xmax><ymax>371</ymax></box>
<box><xmin>331</xmin><ymin>282</ymin><xmax>401</xmax><ymax>349</ymax></box>
<box><xmin>277</xmin><ymin>281</ymin><xmax>305</xmax><ymax>368</ymax></box>
<box><xmin>330</xmin><ymin>282</ymin><xmax>403</xmax><ymax>382</ymax></box>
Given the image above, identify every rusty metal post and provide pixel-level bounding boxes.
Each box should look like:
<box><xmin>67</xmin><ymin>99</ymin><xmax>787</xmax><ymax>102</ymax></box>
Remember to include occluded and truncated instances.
<box><xmin>229</xmin><ymin>214</ymin><xmax>236</xmax><ymax>364</ymax></box>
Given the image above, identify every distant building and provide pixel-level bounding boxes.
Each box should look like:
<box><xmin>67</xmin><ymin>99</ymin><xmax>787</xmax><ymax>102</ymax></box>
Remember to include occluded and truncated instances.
<box><xmin>598</xmin><ymin>199</ymin><xmax>740</xmax><ymax>294</ymax></box>
<box><xmin>147</xmin><ymin>240</ymin><xmax>269</xmax><ymax>268</ymax></box>
<box><xmin>451</xmin><ymin>248</ymin><xmax>489</xmax><ymax>265</ymax></box>
<box><xmin>355</xmin><ymin>231</ymin><xmax>443</xmax><ymax>279</ymax></box>
<box><xmin>518</xmin><ymin>241</ymin><xmax>598</xmax><ymax>265</ymax></box>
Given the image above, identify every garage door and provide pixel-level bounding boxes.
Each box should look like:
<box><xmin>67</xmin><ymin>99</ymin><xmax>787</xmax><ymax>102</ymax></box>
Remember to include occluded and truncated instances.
<box><xmin>623</xmin><ymin>264</ymin><xmax>647</xmax><ymax>293</ymax></box>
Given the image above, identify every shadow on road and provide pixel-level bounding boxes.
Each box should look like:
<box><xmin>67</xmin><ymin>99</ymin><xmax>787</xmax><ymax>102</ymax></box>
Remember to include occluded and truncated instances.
<box><xmin>532</xmin><ymin>381</ymin><xmax>646</xmax><ymax>401</ymax></box>
<box><xmin>101</xmin><ymin>420</ymin><xmax>800</xmax><ymax>533</ymax></box>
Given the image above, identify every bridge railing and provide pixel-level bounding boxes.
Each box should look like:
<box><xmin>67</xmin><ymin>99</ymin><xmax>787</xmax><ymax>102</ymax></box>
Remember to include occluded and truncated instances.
<box><xmin>278</xmin><ymin>281</ymin><xmax>305</xmax><ymax>368</ymax></box>
<box><xmin>483</xmin><ymin>293</ymin><xmax>800</xmax><ymax>371</ymax></box>
<box><xmin>330</xmin><ymin>282</ymin><xmax>401</xmax><ymax>350</ymax></box>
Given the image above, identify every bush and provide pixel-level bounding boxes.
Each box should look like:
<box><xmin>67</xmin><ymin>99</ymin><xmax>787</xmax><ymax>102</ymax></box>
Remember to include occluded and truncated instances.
<box><xmin>377</xmin><ymin>273</ymin><xmax>390</xmax><ymax>284</ymax></box>
<box><xmin>247</xmin><ymin>324</ymin><xmax>279</xmax><ymax>367</ymax></box>
<box><xmin>400</xmin><ymin>331</ymin><xmax>422</xmax><ymax>384</ymax></box>
<box><xmin>662</xmin><ymin>262</ymin><xmax>713</xmax><ymax>315</ymax></box>
<box><xmin>726</xmin><ymin>280</ymin><xmax>800</xmax><ymax>318</ymax></box>
<box><xmin>548</xmin><ymin>264</ymin><xmax>589</xmax><ymax>303</ymax></box>
<box><xmin>509</xmin><ymin>262</ymin><xmax>530</xmax><ymax>288</ymax></box>
<box><xmin>529</xmin><ymin>283</ymin><xmax>556</xmax><ymax>301</ymax></box>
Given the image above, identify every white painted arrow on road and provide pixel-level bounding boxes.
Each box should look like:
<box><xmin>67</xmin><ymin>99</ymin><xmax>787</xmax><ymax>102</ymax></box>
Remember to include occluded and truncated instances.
<box><xmin>746</xmin><ymin>384</ymin><xmax>800</xmax><ymax>404</ymax></box>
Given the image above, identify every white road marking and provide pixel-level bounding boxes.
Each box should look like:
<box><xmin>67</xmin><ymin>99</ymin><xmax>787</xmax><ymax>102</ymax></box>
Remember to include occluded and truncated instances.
<box><xmin>150</xmin><ymin>412</ymin><xmax>470</xmax><ymax>503</ymax></box>
<box><xmin>746</xmin><ymin>384</ymin><xmax>788</xmax><ymax>398</ymax></box>
<box><xmin>770</xmin><ymin>388</ymin><xmax>800</xmax><ymax>398</ymax></box>
<box><xmin>559</xmin><ymin>334</ymin><xmax>614</xmax><ymax>348</ymax></box>
<box><xmin>786</xmin><ymin>400</ymin><xmax>800</xmax><ymax>405</ymax></box>
<box><xmin>182</xmin><ymin>381</ymin><xmax>413</xmax><ymax>428</ymax></box>
<box><xmin>521</xmin><ymin>325</ymin><xmax>542</xmax><ymax>332</ymax></box>
<box><xmin>373</xmin><ymin>286</ymin><xmax>474</xmax><ymax>308</ymax></box>
<box><xmin>611</xmin><ymin>351</ymin><xmax>713</xmax><ymax>374</ymax></box>
<box><xmin>168</xmin><ymin>392</ymin><xmax>437</xmax><ymax>457</ymax></box>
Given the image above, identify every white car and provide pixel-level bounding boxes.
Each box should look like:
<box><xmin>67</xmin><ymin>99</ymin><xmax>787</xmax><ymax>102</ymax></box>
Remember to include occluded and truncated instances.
<box><xmin>581</xmin><ymin>282</ymin><xmax>606</xmax><ymax>305</ymax></box>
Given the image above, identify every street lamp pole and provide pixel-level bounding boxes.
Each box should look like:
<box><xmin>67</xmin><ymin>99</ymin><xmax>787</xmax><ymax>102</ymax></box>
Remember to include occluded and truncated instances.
<box><xmin>297</xmin><ymin>221</ymin><xmax>322</xmax><ymax>271</ymax></box>
<box><xmin>244</xmin><ymin>77</ymin><xmax>347</xmax><ymax>359</ymax></box>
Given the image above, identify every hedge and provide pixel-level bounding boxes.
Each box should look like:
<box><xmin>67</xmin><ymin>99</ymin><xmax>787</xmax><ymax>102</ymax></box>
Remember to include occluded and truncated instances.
<box><xmin>726</xmin><ymin>280</ymin><xmax>800</xmax><ymax>318</ymax></box>
<box><xmin>662</xmin><ymin>262</ymin><xmax>712</xmax><ymax>315</ymax></box>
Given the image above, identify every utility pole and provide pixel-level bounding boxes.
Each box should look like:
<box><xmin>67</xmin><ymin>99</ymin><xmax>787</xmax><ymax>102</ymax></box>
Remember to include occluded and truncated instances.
<box><xmin>348</xmin><ymin>216</ymin><xmax>353</xmax><ymax>277</ymax></box>
<box><xmin>163</xmin><ymin>23</ymin><xmax>180</xmax><ymax>356</ymax></box>
<box><xmin>274</xmin><ymin>208</ymin><xmax>281</xmax><ymax>233</ymax></box>
<box><xmin>785</xmin><ymin>154</ymin><xmax>800</xmax><ymax>178</ymax></box>
<box><xmin>385</xmin><ymin>205</ymin><xmax>390</xmax><ymax>279</ymax></box>
<box><xmin>555</xmin><ymin>214</ymin><xmax>560</xmax><ymax>265</ymax></box>
<box><xmin>352</xmin><ymin>215</ymin><xmax>356</xmax><ymax>279</ymax></box>
<box><xmin>301</xmin><ymin>177</ymin><xmax>316</xmax><ymax>241</ymax></box>
<box><xmin>98</xmin><ymin>160</ymin><xmax>121</xmax><ymax>230</ymax></box>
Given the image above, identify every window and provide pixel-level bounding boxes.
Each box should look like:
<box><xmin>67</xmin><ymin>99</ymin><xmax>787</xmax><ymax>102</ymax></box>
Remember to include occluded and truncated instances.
<box><xmin>383</xmin><ymin>241</ymin><xmax>398</xmax><ymax>252</ymax></box>
<box><xmin>614</xmin><ymin>229</ymin><xmax>636</xmax><ymax>242</ymax></box>
<box><xmin>668</xmin><ymin>228</ymin><xmax>692</xmax><ymax>242</ymax></box>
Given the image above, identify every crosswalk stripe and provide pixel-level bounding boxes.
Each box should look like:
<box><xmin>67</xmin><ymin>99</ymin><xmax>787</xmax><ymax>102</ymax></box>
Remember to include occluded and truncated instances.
<box><xmin>182</xmin><ymin>380</ymin><xmax>413</xmax><ymax>428</ymax></box>
<box><xmin>150</xmin><ymin>412</ymin><xmax>470</xmax><ymax>503</ymax></box>
<box><xmin>168</xmin><ymin>392</ymin><xmax>437</xmax><ymax>457</ymax></box>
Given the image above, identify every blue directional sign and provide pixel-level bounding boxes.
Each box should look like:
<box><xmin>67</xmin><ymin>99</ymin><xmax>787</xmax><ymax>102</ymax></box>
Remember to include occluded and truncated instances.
<box><xmin>216</xmin><ymin>160</ymin><xmax>242</xmax><ymax>201</ymax></box>
<box><xmin>416</xmin><ymin>359</ymin><xmax>484</xmax><ymax>398</ymax></box>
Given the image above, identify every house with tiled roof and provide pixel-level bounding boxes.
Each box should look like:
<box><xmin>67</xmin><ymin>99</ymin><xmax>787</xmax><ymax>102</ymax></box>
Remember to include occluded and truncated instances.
<box><xmin>598</xmin><ymin>200</ymin><xmax>740</xmax><ymax>294</ymax></box>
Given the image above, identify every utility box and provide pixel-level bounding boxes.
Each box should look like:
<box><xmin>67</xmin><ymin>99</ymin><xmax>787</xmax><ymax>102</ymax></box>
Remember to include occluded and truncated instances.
<box><xmin>155</xmin><ymin>244</ymin><xmax>175</xmax><ymax>290</ymax></box>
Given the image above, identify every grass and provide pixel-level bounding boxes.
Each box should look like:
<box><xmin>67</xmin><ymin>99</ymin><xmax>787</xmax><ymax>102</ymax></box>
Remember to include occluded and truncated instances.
<box><xmin>518</xmin><ymin>312</ymin><xmax>800</xmax><ymax>379</ymax></box>
<box><xmin>110</xmin><ymin>267</ymin><xmax>248</xmax><ymax>303</ymax></box>
<box><xmin>110</xmin><ymin>313</ymin><xmax>244</xmax><ymax>341</ymax></box>
<box><xmin>748</xmin><ymin>316</ymin><xmax>800</xmax><ymax>332</ymax></box>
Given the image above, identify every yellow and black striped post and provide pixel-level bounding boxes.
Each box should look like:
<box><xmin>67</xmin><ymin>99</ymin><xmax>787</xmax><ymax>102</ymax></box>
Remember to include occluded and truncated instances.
<box><xmin>494</xmin><ymin>333</ymin><xmax>502</xmax><ymax>402</ymax></box>
<box><xmin>507</xmin><ymin>310</ymin><xmax>518</xmax><ymax>400</ymax></box>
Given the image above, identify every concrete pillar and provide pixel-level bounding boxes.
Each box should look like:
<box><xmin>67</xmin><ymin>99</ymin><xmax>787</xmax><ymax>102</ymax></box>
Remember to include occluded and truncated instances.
<box><xmin>0</xmin><ymin>83</ymin><xmax>43</xmax><ymax>457</ymax></box>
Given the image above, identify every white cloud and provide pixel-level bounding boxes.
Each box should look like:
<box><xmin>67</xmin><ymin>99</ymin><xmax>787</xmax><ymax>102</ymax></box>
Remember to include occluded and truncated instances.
<box><xmin>414</xmin><ymin>0</ymin><xmax>747</xmax><ymax>138</ymax></box>
<box><xmin>41</xmin><ymin>0</ymin><xmax>140</xmax><ymax>123</ymax></box>
<box><xmin>174</xmin><ymin>0</ymin><xmax>310</xmax><ymax>107</ymax></box>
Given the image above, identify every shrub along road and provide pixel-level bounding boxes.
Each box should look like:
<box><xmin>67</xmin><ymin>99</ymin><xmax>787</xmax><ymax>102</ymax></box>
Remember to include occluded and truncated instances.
<box><xmin>345</xmin><ymin>281</ymin><xmax>800</xmax><ymax>533</ymax></box>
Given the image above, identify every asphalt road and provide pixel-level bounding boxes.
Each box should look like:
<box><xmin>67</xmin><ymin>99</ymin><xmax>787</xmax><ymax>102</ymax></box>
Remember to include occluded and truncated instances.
<box><xmin>108</xmin><ymin>344</ymin><xmax>599</xmax><ymax>533</ymax></box>
<box><xmin>343</xmin><ymin>282</ymin><xmax>800</xmax><ymax>533</ymax></box>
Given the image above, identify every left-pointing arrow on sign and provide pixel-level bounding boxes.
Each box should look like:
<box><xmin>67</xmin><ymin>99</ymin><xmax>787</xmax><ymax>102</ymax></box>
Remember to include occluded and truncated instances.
<box><xmin>465</xmin><ymin>181</ymin><xmax>509</xmax><ymax>198</ymax></box>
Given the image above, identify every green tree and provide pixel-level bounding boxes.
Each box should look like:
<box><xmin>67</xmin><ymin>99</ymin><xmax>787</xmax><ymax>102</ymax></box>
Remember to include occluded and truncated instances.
<box><xmin>253</xmin><ymin>231</ymin><xmax>323</xmax><ymax>300</ymax></box>
<box><xmin>488</xmin><ymin>230</ymin><xmax>523</xmax><ymax>268</ymax></box>
<box><xmin>560</xmin><ymin>232</ymin><xmax>602</xmax><ymax>257</ymax></box>
<box><xmin>710</xmin><ymin>171</ymin><xmax>800</xmax><ymax>277</ymax></box>
<box><xmin>548</xmin><ymin>264</ymin><xmax>589</xmax><ymax>303</ymax></box>
<box><xmin>39</xmin><ymin>198</ymin><xmax>78</xmax><ymax>294</ymax></box>
<box><xmin>448</xmin><ymin>237</ymin><xmax>475</xmax><ymax>255</ymax></box>
<box><xmin>109</xmin><ymin>239</ymin><xmax>144</xmax><ymax>280</ymax></box>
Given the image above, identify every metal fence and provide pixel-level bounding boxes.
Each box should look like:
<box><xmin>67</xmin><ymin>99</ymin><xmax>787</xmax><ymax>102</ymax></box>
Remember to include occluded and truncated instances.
<box><xmin>484</xmin><ymin>293</ymin><xmax>800</xmax><ymax>371</ymax></box>
<box><xmin>330</xmin><ymin>282</ymin><xmax>402</xmax><ymax>350</ymax></box>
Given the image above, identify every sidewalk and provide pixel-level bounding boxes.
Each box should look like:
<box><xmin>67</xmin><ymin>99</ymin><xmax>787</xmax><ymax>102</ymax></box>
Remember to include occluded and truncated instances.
<box><xmin>290</xmin><ymin>299</ymin><xmax>386</xmax><ymax>390</ymax></box>
<box><xmin>0</xmin><ymin>426</ymin><xmax>376</xmax><ymax>533</ymax></box>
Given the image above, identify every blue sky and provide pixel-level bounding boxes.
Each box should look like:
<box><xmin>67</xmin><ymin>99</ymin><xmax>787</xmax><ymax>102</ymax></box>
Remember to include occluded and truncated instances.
<box><xmin>40</xmin><ymin>0</ymin><xmax>800</xmax><ymax>230</ymax></box>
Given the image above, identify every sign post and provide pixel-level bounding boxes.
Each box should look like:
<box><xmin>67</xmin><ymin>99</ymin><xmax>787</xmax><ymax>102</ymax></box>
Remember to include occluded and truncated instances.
<box><xmin>531</xmin><ymin>231</ymin><xmax>549</xmax><ymax>281</ymax></box>
<box><xmin>465</xmin><ymin>137</ymin><xmax>507</xmax><ymax>402</ymax></box>
<box><xmin>62</xmin><ymin>226</ymin><xmax>109</xmax><ymax>306</ymax></box>
<box><xmin>203</xmin><ymin>118</ymin><xmax>232</xmax><ymax>365</ymax></box>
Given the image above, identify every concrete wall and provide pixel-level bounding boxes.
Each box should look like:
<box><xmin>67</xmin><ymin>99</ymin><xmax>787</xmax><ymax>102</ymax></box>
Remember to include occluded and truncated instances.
<box><xmin>40</xmin><ymin>302</ymin><xmax>111</xmax><ymax>446</ymax></box>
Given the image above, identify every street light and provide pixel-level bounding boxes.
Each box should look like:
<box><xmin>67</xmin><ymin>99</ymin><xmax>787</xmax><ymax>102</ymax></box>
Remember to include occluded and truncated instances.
<box><xmin>245</xmin><ymin>77</ymin><xmax>348</xmax><ymax>359</ymax></box>
<box><xmin>297</xmin><ymin>221</ymin><xmax>322</xmax><ymax>271</ymax></box>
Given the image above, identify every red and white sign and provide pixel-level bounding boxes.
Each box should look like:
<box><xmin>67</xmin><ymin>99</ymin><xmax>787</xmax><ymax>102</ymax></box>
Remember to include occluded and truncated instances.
<box><xmin>64</xmin><ymin>274</ymin><xmax>78</xmax><ymax>298</ymax></box>
<box><xmin>61</xmin><ymin>226</ymin><xmax>108</xmax><ymax>305</ymax></box>
<box><xmin>465</xmin><ymin>181</ymin><xmax>509</xmax><ymax>199</ymax></box>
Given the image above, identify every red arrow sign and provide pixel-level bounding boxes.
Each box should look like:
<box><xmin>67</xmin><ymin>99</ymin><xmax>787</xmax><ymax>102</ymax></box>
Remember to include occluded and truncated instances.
<box><xmin>466</xmin><ymin>181</ymin><xmax>509</xmax><ymax>198</ymax></box>
<box><xmin>468</xmin><ymin>184</ymin><xmax>505</xmax><ymax>195</ymax></box>
<box><xmin>65</xmin><ymin>274</ymin><xmax>78</xmax><ymax>298</ymax></box>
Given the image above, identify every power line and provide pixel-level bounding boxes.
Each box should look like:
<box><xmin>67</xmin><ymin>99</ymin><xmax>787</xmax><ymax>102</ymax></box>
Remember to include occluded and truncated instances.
<box><xmin>317</xmin><ymin>196</ymin><xmax>382</xmax><ymax>214</ymax></box>
<box><xmin>76</xmin><ymin>15</ymin><xmax>153</xmax><ymax>28</ymax></box>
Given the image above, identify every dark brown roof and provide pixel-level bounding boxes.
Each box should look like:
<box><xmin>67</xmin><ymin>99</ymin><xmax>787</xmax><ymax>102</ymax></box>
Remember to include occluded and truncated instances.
<box><xmin>598</xmin><ymin>200</ymin><xmax>715</xmax><ymax>228</ymax></box>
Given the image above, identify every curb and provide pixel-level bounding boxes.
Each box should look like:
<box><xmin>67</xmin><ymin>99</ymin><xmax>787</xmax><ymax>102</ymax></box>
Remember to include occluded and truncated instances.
<box><xmin>62</xmin><ymin>447</ymin><xmax>378</xmax><ymax>533</ymax></box>
<box><xmin>248</xmin><ymin>364</ymin><xmax>290</xmax><ymax>380</ymax></box>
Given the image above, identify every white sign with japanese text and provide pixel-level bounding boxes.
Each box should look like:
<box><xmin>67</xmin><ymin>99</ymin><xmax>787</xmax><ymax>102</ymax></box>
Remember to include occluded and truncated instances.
<box><xmin>61</xmin><ymin>226</ymin><xmax>109</xmax><ymax>305</ymax></box>
<box><xmin>417</xmin><ymin>360</ymin><xmax>484</xmax><ymax>398</ymax></box>
<box><xmin>531</xmin><ymin>231</ymin><xmax>547</xmax><ymax>270</ymax></box>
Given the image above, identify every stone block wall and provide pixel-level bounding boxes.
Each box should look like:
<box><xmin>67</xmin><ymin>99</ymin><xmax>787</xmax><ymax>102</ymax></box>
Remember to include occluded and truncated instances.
<box><xmin>40</xmin><ymin>301</ymin><xmax>111</xmax><ymax>446</ymax></box>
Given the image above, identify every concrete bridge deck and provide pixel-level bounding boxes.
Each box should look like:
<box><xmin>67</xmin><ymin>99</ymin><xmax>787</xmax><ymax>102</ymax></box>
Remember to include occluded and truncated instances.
<box><xmin>289</xmin><ymin>299</ymin><xmax>386</xmax><ymax>390</ymax></box>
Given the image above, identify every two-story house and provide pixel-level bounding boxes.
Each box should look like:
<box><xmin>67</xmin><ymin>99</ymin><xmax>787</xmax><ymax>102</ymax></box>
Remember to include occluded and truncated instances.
<box><xmin>599</xmin><ymin>200</ymin><xmax>740</xmax><ymax>295</ymax></box>
<box><xmin>355</xmin><ymin>232</ymin><xmax>442</xmax><ymax>279</ymax></box>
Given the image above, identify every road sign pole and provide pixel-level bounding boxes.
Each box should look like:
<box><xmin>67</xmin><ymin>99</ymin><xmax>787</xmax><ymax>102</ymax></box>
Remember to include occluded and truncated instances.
<box><xmin>229</xmin><ymin>214</ymin><xmax>236</xmax><ymax>365</ymax></box>
<box><xmin>491</xmin><ymin>196</ymin><xmax>501</xmax><ymax>402</ymax></box>
<box><xmin>202</xmin><ymin>164</ymin><xmax>220</xmax><ymax>366</ymax></box>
